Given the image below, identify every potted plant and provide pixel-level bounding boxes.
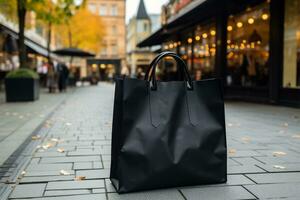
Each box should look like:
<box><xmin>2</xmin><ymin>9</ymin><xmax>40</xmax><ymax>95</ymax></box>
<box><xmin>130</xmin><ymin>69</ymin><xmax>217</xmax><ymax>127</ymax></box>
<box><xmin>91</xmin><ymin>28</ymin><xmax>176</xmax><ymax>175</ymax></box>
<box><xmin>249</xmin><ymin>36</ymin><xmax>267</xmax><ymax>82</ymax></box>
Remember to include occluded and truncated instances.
<box><xmin>5</xmin><ymin>68</ymin><xmax>40</xmax><ymax>102</ymax></box>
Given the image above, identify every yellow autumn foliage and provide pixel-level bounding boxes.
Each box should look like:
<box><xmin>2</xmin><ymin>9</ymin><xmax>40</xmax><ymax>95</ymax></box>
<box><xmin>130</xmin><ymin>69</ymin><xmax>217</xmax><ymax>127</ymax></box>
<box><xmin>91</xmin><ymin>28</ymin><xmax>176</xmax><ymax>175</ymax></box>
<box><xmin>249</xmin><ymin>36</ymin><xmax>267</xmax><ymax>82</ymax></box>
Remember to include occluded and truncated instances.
<box><xmin>55</xmin><ymin>8</ymin><xmax>105</xmax><ymax>54</ymax></box>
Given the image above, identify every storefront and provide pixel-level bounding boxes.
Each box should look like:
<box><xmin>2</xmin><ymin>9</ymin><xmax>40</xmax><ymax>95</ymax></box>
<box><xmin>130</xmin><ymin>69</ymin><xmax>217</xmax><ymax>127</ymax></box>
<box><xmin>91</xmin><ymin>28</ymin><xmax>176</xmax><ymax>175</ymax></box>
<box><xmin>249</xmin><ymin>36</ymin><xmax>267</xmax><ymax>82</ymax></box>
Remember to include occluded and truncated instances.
<box><xmin>138</xmin><ymin>0</ymin><xmax>300</xmax><ymax>107</ymax></box>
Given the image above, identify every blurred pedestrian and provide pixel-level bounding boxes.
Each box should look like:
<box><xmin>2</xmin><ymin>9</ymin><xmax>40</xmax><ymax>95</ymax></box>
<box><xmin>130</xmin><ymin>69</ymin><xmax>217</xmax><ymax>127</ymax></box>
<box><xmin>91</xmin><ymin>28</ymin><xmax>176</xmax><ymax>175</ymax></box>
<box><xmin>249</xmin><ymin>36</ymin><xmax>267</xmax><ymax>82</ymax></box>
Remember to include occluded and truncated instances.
<box><xmin>47</xmin><ymin>61</ymin><xmax>57</xmax><ymax>93</ymax></box>
<box><xmin>57</xmin><ymin>62</ymin><xmax>69</xmax><ymax>92</ymax></box>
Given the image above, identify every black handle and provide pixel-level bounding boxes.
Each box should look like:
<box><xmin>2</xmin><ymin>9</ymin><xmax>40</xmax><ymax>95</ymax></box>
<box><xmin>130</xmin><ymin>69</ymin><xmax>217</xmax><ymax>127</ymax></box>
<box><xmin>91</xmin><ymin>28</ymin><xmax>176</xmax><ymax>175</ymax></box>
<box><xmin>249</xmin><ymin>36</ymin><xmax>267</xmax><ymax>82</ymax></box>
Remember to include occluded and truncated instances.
<box><xmin>145</xmin><ymin>51</ymin><xmax>193</xmax><ymax>90</ymax></box>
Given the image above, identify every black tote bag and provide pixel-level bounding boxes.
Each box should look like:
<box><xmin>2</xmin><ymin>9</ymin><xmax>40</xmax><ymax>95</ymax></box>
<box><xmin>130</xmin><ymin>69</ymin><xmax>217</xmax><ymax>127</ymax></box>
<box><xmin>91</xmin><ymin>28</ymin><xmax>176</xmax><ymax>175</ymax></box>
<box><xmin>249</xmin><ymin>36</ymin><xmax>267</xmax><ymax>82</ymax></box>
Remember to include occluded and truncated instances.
<box><xmin>110</xmin><ymin>52</ymin><xmax>227</xmax><ymax>193</ymax></box>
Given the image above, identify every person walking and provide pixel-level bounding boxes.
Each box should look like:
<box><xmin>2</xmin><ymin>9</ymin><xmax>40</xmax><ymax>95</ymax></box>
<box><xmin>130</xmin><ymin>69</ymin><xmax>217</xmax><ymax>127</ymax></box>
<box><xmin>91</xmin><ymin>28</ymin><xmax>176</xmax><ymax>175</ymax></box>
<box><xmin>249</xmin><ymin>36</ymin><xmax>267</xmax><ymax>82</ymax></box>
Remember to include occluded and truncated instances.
<box><xmin>47</xmin><ymin>61</ymin><xmax>57</xmax><ymax>93</ymax></box>
<box><xmin>57</xmin><ymin>62</ymin><xmax>69</xmax><ymax>92</ymax></box>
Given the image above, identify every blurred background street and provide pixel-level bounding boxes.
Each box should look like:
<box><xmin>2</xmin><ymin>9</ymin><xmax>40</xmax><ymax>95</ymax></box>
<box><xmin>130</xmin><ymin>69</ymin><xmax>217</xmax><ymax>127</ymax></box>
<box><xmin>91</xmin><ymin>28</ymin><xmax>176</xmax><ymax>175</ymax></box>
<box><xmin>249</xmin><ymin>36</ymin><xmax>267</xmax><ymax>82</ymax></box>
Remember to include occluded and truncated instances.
<box><xmin>0</xmin><ymin>0</ymin><xmax>300</xmax><ymax>199</ymax></box>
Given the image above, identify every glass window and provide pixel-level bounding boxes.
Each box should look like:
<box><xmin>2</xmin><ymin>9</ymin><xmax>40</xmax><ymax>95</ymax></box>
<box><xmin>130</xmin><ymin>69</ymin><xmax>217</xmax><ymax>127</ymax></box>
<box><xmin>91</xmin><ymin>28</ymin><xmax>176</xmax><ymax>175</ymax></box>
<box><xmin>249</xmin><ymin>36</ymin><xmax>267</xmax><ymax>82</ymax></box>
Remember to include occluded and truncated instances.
<box><xmin>99</xmin><ymin>4</ymin><xmax>106</xmax><ymax>16</ymax></box>
<box><xmin>226</xmin><ymin>3</ymin><xmax>270</xmax><ymax>87</ymax></box>
<box><xmin>112</xmin><ymin>25</ymin><xmax>117</xmax><ymax>35</ymax></box>
<box><xmin>283</xmin><ymin>0</ymin><xmax>300</xmax><ymax>88</ymax></box>
<box><xmin>144</xmin><ymin>22</ymin><xmax>148</xmax><ymax>32</ymax></box>
<box><xmin>193</xmin><ymin>22</ymin><xmax>216</xmax><ymax>80</ymax></box>
<box><xmin>100</xmin><ymin>40</ymin><xmax>107</xmax><ymax>57</ymax></box>
<box><xmin>88</xmin><ymin>3</ymin><xmax>97</xmax><ymax>14</ymax></box>
<box><xmin>111</xmin><ymin>4</ymin><xmax>118</xmax><ymax>16</ymax></box>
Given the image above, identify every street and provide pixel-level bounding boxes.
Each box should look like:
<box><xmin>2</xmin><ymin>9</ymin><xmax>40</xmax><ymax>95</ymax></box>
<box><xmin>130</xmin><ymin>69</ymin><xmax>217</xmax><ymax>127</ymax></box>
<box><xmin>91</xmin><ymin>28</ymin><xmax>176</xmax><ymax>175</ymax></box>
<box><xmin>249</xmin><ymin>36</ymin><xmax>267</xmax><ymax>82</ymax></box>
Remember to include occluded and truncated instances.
<box><xmin>0</xmin><ymin>83</ymin><xmax>300</xmax><ymax>199</ymax></box>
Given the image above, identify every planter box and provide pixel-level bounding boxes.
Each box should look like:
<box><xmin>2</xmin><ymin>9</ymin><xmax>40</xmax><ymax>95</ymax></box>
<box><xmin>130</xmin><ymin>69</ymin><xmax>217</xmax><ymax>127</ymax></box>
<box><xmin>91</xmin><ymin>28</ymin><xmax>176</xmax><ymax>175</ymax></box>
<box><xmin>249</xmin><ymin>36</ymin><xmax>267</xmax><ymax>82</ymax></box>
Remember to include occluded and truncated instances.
<box><xmin>5</xmin><ymin>78</ymin><xmax>40</xmax><ymax>102</ymax></box>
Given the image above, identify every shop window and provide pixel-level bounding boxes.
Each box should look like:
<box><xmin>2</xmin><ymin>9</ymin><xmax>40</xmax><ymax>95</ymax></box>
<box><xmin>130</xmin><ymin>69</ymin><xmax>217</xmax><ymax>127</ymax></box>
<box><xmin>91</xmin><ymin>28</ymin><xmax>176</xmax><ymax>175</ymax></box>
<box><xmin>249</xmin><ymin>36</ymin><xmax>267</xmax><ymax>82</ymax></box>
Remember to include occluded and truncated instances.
<box><xmin>99</xmin><ymin>4</ymin><xmax>107</xmax><ymax>16</ymax></box>
<box><xmin>226</xmin><ymin>2</ymin><xmax>270</xmax><ymax>87</ymax></box>
<box><xmin>111</xmin><ymin>4</ymin><xmax>118</xmax><ymax>16</ymax></box>
<box><xmin>283</xmin><ymin>0</ymin><xmax>300</xmax><ymax>88</ymax></box>
<box><xmin>193</xmin><ymin>22</ymin><xmax>216</xmax><ymax>80</ymax></box>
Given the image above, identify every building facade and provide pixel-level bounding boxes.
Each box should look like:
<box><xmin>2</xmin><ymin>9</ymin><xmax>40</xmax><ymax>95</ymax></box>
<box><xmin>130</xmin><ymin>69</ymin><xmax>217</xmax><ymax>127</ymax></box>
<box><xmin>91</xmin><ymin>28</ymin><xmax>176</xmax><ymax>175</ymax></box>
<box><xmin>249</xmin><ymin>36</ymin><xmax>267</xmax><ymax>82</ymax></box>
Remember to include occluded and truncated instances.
<box><xmin>126</xmin><ymin>0</ymin><xmax>156</xmax><ymax>78</ymax></box>
<box><xmin>138</xmin><ymin>0</ymin><xmax>300</xmax><ymax>107</ymax></box>
<box><xmin>86</xmin><ymin>0</ymin><xmax>126</xmax><ymax>80</ymax></box>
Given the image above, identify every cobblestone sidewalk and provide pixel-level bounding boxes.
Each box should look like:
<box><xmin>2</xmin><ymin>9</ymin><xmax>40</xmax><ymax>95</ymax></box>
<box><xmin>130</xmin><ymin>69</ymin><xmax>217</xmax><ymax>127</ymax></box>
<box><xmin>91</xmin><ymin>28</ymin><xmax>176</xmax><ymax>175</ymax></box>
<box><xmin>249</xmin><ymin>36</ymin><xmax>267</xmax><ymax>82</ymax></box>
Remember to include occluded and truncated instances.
<box><xmin>1</xmin><ymin>83</ymin><xmax>300</xmax><ymax>199</ymax></box>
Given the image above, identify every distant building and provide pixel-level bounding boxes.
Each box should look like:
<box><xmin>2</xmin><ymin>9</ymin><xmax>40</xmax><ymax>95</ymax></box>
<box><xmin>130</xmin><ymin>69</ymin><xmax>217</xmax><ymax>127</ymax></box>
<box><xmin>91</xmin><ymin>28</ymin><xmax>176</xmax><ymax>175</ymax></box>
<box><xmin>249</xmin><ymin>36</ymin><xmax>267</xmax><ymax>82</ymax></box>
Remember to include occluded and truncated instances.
<box><xmin>126</xmin><ymin>0</ymin><xmax>156</xmax><ymax>78</ymax></box>
<box><xmin>149</xmin><ymin>14</ymin><xmax>161</xmax><ymax>33</ymax></box>
<box><xmin>86</xmin><ymin>0</ymin><xmax>126</xmax><ymax>80</ymax></box>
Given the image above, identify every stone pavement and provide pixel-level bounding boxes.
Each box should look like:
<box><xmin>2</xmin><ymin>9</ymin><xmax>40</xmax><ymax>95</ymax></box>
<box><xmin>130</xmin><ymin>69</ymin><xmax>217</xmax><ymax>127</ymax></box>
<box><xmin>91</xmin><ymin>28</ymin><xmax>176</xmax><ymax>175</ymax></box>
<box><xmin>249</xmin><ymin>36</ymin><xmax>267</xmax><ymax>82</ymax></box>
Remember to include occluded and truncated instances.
<box><xmin>0</xmin><ymin>89</ymin><xmax>71</xmax><ymax>166</ymax></box>
<box><xmin>0</xmin><ymin>83</ymin><xmax>300</xmax><ymax>199</ymax></box>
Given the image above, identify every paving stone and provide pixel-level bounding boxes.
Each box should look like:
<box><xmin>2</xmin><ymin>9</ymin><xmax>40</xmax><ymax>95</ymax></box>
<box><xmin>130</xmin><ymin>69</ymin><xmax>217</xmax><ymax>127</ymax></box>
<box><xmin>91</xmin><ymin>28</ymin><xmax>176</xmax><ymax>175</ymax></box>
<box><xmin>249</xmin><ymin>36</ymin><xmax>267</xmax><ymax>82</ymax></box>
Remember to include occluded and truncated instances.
<box><xmin>40</xmin><ymin>156</ymin><xmax>101</xmax><ymax>163</ymax></box>
<box><xmin>92</xmin><ymin>188</ymin><xmax>106</xmax><ymax>193</ymax></box>
<box><xmin>76</xmin><ymin>169</ymin><xmax>110</xmax><ymax>179</ymax></box>
<box><xmin>20</xmin><ymin>175</ymin><xmax>75</xmax><ymax>183</ymax></box>
<box><xmin>108</xmin><ymin>189</ymin><xmax>184</xmax><ymax>200</ymax></box>
<box><xmin>73</xmin><ymin>162</ymin><xmax>93</xmax><ymax>170</ymax></box>
<box><xmin>93</xmin><ymin>161</ymin><xmax>104</xmax><ymax>169</ymax></box>
<box><xmin>10</xmin><ymin>184</ymin><xmax>46</xmax><ymax>198</ymax></box>
<box><xmin>46</xmin><ymin>179</ymin><xmax>105</xmax><ymax>190</ymax></box>
<box><xmin>105</xmin><ymin>179</ymin><xmax>116</xmax><ymax>193</ymax></box>
<box><xmin>256</xmin><ymin>163</ymin><xmax>300</xmax><ymax>172</ymax></box>
<box><xmin>180</xmin><ymin>186</ymin><xmax>255</xmax><ymax>200</ymax></box>
<box><xmin>245</xmin><ymin>183</ymin><xmax>300</xmax><ymax>199</ymax></box>
<box><xmin>26</xmin><ymin>163</ymin><xmax>73</xmax><ymax>171</ymax></box>
<box><xmin>68</xmin><ymin>149</ymin><xmax>102</xmax><ymax>156</ymax></box>
<box><xmin>44</xmin><ymin>189</ymin><xmax>90</xmax><ymax>196</ymax></box>
<box><xmin>14</xmin><ymin>194</ymin><xmax>106</xmax><ymax>200</ymax></box>
<box><xmin>228</xmin><ymin>165</ymin><xmax>266</xmax><ymax>174</ymax></box>
<box><xmin>246</xmin><ymin>172</ymin><xmax>300</xmax><ymax>184</ymax></box>
<box><xmin>25</xmin><ymin>170</ymin><xmax>74</xmax><ymax>177</ymax></box>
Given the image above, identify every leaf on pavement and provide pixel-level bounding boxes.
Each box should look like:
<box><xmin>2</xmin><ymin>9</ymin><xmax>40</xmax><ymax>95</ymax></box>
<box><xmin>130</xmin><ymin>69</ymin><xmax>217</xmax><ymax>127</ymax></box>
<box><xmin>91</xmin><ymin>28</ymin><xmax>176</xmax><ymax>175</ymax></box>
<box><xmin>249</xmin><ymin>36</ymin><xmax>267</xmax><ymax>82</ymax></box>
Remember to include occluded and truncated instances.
<box><xmin>31</xmin><ymin>135</ymin><xmax>41</xmax><ymax>140</ymax></box>
<box><xmin>273</xmin><ymin>165</ymin><xmax>286</xmax><ymax>169</ymax></box>
<box><xmin>228</xmin><ymin>148</ymin><xmax>236</xmax><ymax>155</ymax></box>
<box><xmin>57</xmin><ymin>148</ymin><xmax>65</xmax><ymax>153</ymax></box>
<box><xmin>273</xmin><ymin>151</ymin><xmax>287</xmax><ymax>157</ymax></box>
<box><xmin>60</xmin><ymin>170</ymin><xmax>71</xmax><ymax>175</ymax></box>
<box><xmin>75</xmin><ymin>176</ymin><xmax>86</xmax><ymax>181</ymax></box>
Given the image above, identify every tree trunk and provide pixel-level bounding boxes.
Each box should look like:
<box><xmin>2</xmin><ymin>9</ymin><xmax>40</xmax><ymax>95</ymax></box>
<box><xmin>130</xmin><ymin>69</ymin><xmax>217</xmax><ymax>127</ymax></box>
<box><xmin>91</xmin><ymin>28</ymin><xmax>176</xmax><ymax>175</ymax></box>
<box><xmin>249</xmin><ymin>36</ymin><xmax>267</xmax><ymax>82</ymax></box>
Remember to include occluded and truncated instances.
<box><xmin>47</xmin><ymin>21</ymin><xmax>52</xmax><ymax>61</ymax></box>
<box><xmin>17</xmin><ymin>0</ymin><xmax>27</xmax><ymax>68</ymax></box>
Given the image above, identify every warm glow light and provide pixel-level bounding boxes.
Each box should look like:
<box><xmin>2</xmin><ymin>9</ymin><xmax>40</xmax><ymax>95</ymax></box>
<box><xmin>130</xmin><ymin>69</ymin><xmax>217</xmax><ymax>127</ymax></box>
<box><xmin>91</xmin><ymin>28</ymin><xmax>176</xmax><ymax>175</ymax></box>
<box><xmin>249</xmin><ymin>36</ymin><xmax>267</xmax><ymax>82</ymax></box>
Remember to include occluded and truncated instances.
<box><xmin>92</xmin><ymin>64</ymin><xmax>97</xmax><ymax>69</ymax></box>
<box><xmin>177</xmin><ymin>41</ymin><xmax>181</xmax><ymax>46</ymax></box>
<box><xmin>227</xmin><ymin>40</ymin><xmax>231</xmax><ymax>44</ymax></box>
<box><xmin>169</xmin><ymin>43</ymin><xmax>174</xmax><ymax>49</ymax></box>
<box><xmin>174</xmin><ymin>43</ymin><xmax>177</xmax><ymax>47</ymax></box>
<box><xmin>248</xmin><ymin>18</ymin><xmax>255</xmax><ymax>24</ymax></box>
<box><xmin>195</xmin><ymin>35</ymin><xmax>201</xmax><ymax>41</ymax></box>
<box><xmin>262</xmin><ymin>13</ymin><xmax>269</xmax><ymax>20</ymax></box>
<box><xmin>243</xmin><ymin>40</ymin><xmax>247</xmax><ymax>44</ymax></box>
<box><xmin>227</xmin><ymin>25</ymin><xmax>233</xmax><ymax>31</ymax></box>
<box><xmin>202</xmin><ymin>33</ymin><xmax>208</xmax><ymax>39</ymax></box>
<box><xmin>100</xmin><ymin>64</ymin><xmax>106</xmax><ymax>69</ymax></box>
<box><xmin>237</xmin><ymin>22</ymin><xmax>243</xmax><ymax>28</ymax></box>
<box><xmin>187</xmin><ymin>38</ymin><xmax>193</xmax><ymax>44</ymax></box>
<box><xmin>164</xmin><ymin>45</ymin><xmax>169</xmax><ymax>49</ymax></box>
<box><xmin>210</xmin><ymin>30</ymin><xmax>216</xmax><ymax>36</ymax></box>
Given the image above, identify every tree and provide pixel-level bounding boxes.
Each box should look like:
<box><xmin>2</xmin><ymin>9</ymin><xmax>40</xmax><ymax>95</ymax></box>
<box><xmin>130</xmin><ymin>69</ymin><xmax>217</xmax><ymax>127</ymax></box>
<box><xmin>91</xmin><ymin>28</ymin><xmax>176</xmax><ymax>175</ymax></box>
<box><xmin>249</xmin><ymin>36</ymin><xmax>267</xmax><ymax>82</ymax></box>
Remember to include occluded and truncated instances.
<box><xmin>0</xmin><ymin>0</ymin><xmax>82</xmax><ymax>68</ymax></box>
<box><xmin>55</xmin><ymin>7</ymin><xmax>105</xmax><ymax>54</ymax></box>
<box><xmin>34</xmin><ymin>0</ymin><xmax>83</xmax><ymax>60</ymax></box>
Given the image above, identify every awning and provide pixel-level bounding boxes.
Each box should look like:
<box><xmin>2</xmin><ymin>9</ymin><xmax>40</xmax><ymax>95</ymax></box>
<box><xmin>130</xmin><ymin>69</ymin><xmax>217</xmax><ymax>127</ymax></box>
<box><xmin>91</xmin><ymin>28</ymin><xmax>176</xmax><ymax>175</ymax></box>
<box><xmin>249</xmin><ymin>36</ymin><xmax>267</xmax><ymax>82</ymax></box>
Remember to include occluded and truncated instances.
<box><xmin>0</xmin><ymin>23</ymin><xmax>56</xmax><ymax>58</ymax></box>
<box><xmin>137</xmin><ymin>0</ymin><xmax>265</xmax><ymax>47</ymax></box>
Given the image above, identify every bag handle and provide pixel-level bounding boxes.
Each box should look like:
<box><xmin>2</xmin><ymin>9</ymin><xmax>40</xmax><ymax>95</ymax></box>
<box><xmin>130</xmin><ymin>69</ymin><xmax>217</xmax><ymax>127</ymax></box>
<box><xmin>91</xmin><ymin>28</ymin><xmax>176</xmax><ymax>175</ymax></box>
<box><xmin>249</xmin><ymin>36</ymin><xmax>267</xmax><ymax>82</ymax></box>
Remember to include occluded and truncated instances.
<box><xmin>144</xmin><ymin>51</ymin><xmax>193</xmax><ymax>90</ymax></box>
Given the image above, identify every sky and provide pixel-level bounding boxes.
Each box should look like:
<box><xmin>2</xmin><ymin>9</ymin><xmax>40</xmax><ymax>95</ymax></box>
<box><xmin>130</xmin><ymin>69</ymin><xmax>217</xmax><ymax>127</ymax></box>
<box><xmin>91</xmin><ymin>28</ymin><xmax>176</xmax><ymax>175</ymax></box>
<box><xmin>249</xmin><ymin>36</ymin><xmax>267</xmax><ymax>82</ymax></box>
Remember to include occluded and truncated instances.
<box><xmin>126</xmin><ymin>0</ymin><xmax>168</xmax><ymax>23</ymax></box>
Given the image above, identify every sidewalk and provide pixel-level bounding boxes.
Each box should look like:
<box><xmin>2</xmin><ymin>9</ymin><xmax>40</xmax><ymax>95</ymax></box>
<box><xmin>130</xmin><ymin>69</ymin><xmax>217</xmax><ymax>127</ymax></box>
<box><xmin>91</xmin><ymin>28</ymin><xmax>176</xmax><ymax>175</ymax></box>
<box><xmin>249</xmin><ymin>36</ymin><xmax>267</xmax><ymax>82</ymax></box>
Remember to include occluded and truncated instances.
<box><xmin>1</xmin><ymin>83</ymin><xmax>300</xmax><ymax>199</ymax></box>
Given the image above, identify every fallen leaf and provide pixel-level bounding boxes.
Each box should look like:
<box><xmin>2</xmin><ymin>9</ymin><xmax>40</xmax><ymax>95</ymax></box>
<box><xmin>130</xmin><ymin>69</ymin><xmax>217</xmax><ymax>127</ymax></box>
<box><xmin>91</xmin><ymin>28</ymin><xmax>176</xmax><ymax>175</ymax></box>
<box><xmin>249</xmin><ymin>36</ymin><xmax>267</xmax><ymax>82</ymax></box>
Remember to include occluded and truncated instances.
<box><xmin>273</xmin><ymin>151</ymin><xmax>287</xmax><ymax>157</ymax></box>
<box><xmin>292</xmin><ymin>135</ymin><xmax>300</xmax><ymax>139</ymax></box>
<box><xmin>273</xmin><ymin>165</ymin><xmax>286</xmax><ymax>169</ymax></box>
<box><xmin>31</xmin><ymin>135</ymin><xmax>41</xmax><ymax>140</ymax></box>
<box><xmin>241</xmin><ymin>136</ymin><xmax>251</xmax><ymax>143</ymax></box>
<box><xmin>228</xmin><ymin>149</ymin><xmax>236</xmax><ymax>155</ymax></box>
<box><xmin>42</xmin><ymin>143</ymin><xmax>55</xmax><ymax>150</ymax></box>
<box><xmin>60</xmin><ymin>170</ymin><xmax>71</xmax><ymax>175</ymax></box>
<box><xmin>51</xmin><ymin>138</ymin><xmax>59</xmax><ymax>142</ymax></box>
<box><xmin>21</xmin><ymin>171</ymin><xmax>26</xmax><ymax>175</ymax></box>
<box><xmin>75</xmin><ymin>176</ymin><xmax>86</xmax><ymax>181</ymax></box>
<box><xmin>57</xmin><ymin>148</ymin><xmax>65</xmax><ymax>153</ymax></box>
<box><xmin>283</xmin><ymin>122</ymin><xmax>289</xmax><ymax>127</ymax></box>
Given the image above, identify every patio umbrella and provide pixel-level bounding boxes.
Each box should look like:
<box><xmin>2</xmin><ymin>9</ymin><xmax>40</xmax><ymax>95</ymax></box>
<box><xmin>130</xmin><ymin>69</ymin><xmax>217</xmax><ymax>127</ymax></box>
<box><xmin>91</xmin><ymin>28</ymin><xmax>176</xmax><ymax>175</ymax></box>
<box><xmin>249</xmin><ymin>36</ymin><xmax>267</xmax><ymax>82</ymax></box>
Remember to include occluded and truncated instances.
<box><xmin>52</xmin><ymin>47</ymin><xmax>95</xmax><ymax>57</ymax></box>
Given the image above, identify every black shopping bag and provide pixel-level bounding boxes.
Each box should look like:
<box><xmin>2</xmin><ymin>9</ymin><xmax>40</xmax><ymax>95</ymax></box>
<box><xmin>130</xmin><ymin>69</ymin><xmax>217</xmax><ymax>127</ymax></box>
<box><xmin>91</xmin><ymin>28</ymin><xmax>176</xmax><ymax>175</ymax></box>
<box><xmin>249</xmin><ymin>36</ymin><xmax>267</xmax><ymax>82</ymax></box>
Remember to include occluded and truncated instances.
<box><xmin>110</xmin><ymin>52</ymin><xmax>227</xmax><ymax>193</ymax></box>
